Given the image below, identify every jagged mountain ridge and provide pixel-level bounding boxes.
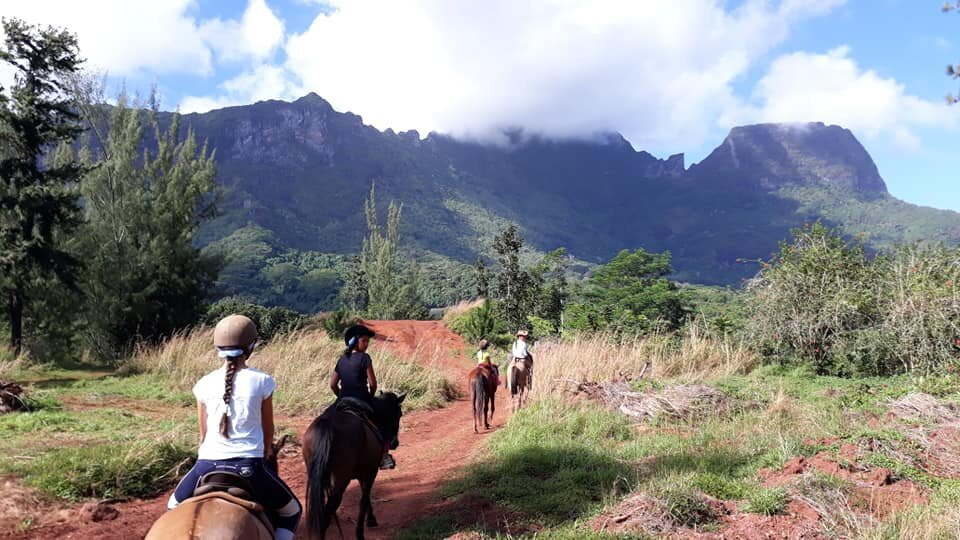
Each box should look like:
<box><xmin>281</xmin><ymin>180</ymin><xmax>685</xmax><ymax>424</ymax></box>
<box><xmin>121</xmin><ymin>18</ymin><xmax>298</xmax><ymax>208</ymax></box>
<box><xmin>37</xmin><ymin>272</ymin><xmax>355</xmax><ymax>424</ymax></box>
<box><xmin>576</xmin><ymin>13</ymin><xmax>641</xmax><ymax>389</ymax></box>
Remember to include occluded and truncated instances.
<box><xmin>171</xmin><ymin>93</ymin><xmax>960</xmax><ymax>295</ymax></box>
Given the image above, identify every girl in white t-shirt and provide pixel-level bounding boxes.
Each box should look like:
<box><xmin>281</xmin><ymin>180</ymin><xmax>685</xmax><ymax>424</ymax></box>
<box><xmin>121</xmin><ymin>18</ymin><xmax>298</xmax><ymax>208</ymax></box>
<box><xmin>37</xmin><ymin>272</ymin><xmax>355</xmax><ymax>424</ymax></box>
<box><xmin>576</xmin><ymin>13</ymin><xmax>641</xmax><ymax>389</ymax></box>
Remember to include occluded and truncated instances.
<box><xmin>166</xmin><ymin>315</ymin><xmax>301</xmax><ymax>540</ymax></box>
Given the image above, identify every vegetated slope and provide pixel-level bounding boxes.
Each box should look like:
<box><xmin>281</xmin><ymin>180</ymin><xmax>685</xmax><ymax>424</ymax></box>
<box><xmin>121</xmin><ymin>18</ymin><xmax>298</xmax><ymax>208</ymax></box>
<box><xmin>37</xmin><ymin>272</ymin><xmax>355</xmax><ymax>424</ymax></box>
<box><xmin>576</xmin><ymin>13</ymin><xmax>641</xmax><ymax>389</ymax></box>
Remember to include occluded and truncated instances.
<box><xmin>165</xmin><ymin>95</ymin><xmax>960</xmax><ymax>308</ymax></box>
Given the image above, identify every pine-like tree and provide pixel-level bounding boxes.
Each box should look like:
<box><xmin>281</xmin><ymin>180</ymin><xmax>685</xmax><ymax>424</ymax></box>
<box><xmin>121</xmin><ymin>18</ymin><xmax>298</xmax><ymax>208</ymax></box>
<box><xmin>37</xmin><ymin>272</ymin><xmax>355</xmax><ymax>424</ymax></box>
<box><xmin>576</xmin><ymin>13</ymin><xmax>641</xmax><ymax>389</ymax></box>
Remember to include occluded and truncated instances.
<box><xmin>492</xmin><ymin>224</ymin><xmax>535</xmax><ymax>330</ymax></box>
<box><xmin>76</xmin><ymin>92</ymin><xmax>219</xmax><ymax>359</ymax></box>
<box><xmin>357</xmin><ymin>185</ymin><xmax>426</xmax><ymax>319</ymax></box>
<box><xmin>0</xmin><ymin>19</ymin><xmax>86</xmax><ymax>356</ymax></box>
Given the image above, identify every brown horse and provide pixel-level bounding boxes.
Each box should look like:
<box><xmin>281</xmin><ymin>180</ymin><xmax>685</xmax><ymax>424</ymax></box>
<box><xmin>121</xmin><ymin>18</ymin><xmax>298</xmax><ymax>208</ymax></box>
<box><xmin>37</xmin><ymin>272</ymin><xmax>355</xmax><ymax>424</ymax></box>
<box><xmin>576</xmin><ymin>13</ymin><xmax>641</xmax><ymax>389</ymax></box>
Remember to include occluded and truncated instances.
<box><xmin>145</xmin><ymin>436</ymin><xmax>290</xmax><ymax>540</ymax></box>
<box><xmin>507</xmin><ymin>353</ymin><xmax>533</xmax><ymax>412</ymax></box>
<box><xmin>302</xmin><ymin>392</ymin><xmax>405</xmax><ymax>540</ymax></box>
<box><xmin>468</xmin><ymin>365</ymin><xmax>497</xmax><ymax>432</ymax></box>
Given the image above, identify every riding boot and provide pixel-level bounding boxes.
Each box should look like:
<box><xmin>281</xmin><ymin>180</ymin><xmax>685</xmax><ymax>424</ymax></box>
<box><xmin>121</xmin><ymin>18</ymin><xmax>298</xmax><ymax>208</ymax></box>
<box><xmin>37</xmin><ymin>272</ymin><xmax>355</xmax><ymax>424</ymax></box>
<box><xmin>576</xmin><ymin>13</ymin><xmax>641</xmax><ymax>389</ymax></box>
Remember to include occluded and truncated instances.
<box><xmin>379</xmin><ymin>453</ymin><xmax>396</xmax><ymax>470</ymax></box>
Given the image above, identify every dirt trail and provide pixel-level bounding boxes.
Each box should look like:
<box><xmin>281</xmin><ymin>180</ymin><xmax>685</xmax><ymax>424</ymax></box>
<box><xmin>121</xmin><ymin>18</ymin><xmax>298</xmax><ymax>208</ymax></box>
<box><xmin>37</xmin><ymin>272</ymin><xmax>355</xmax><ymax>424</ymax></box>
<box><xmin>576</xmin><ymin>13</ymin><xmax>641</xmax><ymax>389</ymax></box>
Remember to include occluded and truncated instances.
<box><xmin>4</xmin><ymin>320</ymin><xmax>506</xmax><ymax>540</ymax></box>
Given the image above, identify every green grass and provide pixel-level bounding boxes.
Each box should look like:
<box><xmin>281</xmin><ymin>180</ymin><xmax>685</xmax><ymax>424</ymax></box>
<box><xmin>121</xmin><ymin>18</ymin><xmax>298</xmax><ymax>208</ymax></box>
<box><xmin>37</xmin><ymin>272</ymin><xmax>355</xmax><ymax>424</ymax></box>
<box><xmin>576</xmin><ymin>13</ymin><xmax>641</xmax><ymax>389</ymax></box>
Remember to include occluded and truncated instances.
<box><xmin>0</xmin><ymin>368</ymin><xmax>198</xmax><ymax>502</ymax></box>
<box><xmin>744</xmin><ymin>487</ymin><xmax>788</xmax><ymax>516</ymax></box>
<box><xmin>9</xmin><ymin>440</ymin><xmax>194</xmax><ymax>501</ymax></box>
<box><xmin>404</xmin><ymin>367</ymin><xmax>958</xmax><ymax>538</ymax></box>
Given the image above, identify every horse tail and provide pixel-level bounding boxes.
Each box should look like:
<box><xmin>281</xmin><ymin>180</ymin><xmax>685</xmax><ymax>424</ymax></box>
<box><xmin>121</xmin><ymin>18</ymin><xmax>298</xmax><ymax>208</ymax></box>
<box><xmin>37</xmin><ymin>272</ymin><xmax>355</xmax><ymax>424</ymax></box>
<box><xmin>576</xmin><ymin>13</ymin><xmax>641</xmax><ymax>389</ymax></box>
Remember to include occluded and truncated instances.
<box><xmin>472</xmin><ymin>372</ymin><xmax>485</xmax><ymax>424</ymax></box>
<box><xmin>305</xmin><ymin>416</ymin><xmax>334</xmax><ymax>539</ymax></box>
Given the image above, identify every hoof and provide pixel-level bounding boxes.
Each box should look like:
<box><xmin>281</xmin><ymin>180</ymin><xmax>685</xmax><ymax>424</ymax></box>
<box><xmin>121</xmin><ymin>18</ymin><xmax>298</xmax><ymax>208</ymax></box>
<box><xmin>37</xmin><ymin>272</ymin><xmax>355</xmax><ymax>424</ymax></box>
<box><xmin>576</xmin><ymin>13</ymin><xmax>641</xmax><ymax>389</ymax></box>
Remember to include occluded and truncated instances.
<box><xmin>367</xmin><ymin>517</ymin><xmax>379</xmax><ymax>528</ymax></box>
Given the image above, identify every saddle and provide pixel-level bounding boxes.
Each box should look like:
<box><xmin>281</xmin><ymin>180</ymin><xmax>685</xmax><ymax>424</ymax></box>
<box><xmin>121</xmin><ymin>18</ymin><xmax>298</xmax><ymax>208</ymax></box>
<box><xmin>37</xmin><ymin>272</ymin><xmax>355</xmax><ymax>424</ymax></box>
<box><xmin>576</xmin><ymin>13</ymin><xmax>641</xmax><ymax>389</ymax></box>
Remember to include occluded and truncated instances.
<box><xmin>145</xmin><ymin>473</ymin><xmax>274</xmax><ymax>540</ymax></box>
<box><xmin>193</xmin><ymin>470</ymin><xmax>256</xmax><ymax>500</ymax></box>
<box><xmin>333</xmin><ymin>397</ymin><xmax>383</xmax><ymax>442</ymax></box>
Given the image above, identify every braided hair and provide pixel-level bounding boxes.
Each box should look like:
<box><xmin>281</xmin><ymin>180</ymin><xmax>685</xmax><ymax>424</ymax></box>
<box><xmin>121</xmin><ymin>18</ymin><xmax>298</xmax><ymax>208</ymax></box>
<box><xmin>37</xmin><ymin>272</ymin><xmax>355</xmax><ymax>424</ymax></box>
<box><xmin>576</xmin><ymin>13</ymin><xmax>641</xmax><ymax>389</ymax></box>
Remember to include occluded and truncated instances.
<box><xmin>219</xmin><ymin>357</ymin><xmax>239</xmax><ymax>438</ymax></box>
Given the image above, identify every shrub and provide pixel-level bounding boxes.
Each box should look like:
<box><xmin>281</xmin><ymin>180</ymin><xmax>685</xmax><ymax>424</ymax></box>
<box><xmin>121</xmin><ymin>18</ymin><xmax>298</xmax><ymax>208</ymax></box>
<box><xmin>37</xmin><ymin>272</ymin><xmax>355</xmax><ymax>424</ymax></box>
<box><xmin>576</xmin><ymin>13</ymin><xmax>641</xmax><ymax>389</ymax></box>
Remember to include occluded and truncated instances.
<box><xmin>320</xmin><ymin>307</ymin><xmax>359</xmax><ymax>340</ymax></box>
<box><xmin>744</xmin><ymin>487</ymin><xmax>788</xmax><ymax>516</ymax></box>
<box><xmin>203</xmin><ymin>298</ymin><xmax>306</xmax><ymax>341</ymax></box>
<box><xmin>747</xmin><ymin>223</ymin><xmax>960</xmax><ymax>377</ymax></box>
<box><xmin>17</xmin><ymin>440</ymin><xmax>194</xmax><ymax>501</ymax></box>
<box><xmin>447</xmin><ymin>299</ymin><xmax>506</xmax><ymax>345</ymax></box>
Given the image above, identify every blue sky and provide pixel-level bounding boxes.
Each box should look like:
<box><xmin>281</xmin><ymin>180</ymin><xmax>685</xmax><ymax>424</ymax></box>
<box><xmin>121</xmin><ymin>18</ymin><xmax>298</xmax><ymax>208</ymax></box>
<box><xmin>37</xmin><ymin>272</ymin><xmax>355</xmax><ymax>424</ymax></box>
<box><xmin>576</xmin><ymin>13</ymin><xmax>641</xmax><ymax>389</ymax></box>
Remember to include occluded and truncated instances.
<box><xmin>4</xmin><ymin>0</ymin><xmax>959</xmax><ymax>212</ymax></box>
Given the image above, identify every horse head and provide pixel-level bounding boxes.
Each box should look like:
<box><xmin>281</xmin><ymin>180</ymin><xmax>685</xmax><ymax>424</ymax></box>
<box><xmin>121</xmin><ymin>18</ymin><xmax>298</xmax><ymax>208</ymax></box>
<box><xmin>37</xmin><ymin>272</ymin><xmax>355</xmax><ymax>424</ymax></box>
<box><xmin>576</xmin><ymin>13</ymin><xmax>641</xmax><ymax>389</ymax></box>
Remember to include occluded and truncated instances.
<box><xmin>374</xmin><ymin>391</ymin><xmax>406</xmax><ymax>450</ymax></box>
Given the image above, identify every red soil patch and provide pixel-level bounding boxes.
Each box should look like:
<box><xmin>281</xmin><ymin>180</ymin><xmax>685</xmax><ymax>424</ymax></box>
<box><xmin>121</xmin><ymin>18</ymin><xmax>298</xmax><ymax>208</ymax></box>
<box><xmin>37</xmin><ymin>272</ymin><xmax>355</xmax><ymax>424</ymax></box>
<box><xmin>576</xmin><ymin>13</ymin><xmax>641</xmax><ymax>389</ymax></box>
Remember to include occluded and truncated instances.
<box><xmin>5</xmin><ymin>319</ymin><xmax>510</xmax><ymax>539</ymax></box>
<box><xmin>756</xmin><ymin>446</ymin><xmax>928</xmax><ymax>524</ymax></box>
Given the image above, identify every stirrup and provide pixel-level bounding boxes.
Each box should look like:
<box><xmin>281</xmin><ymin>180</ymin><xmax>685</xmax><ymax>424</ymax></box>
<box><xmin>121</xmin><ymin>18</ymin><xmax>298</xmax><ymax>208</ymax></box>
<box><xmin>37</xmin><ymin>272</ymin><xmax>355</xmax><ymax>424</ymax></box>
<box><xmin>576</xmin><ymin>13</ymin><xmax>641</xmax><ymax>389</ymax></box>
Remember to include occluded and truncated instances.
<box><xmin>379</xmin><ymin>454</ymin><xmax>396</xmax><ymax>470</ymax></box>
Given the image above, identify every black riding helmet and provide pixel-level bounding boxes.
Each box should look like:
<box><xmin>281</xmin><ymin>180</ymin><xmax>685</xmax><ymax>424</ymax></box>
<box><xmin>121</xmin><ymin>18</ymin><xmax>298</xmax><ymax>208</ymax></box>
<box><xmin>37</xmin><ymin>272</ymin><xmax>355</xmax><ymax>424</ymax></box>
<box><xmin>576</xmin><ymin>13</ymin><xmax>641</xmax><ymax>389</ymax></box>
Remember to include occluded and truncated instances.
<box><xmin>344</xmin><ymin>324</ymin><xmax>376</xmax><ymax>348</ymax></box>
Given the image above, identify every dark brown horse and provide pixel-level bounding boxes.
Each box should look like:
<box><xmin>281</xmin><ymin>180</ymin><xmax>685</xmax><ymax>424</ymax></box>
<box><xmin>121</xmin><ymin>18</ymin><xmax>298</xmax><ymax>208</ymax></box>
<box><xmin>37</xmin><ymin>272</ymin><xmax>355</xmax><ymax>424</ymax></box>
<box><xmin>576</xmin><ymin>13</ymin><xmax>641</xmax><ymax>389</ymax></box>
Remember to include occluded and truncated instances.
<box><xmin>145</xmin><ymin>436</ymin><xmax>291</xmax><ymax>540</ymax></box>
<box><xmin>468</xmin><ymin>365</ymin><xmax>497</xmax><ymax>433</ymax></box>
<box><xmin>302</xmin><ymin>392</ymin><xmax>405</xmax><ymax>540</ymax></box>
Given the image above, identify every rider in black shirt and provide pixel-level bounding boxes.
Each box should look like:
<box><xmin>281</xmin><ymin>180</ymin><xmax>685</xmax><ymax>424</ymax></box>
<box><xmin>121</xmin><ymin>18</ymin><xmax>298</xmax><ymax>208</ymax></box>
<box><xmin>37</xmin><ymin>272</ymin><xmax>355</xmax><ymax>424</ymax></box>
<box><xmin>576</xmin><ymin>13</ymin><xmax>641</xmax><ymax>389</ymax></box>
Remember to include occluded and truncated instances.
<box><xmin>329</xmin><ymin>324</ymin><xmax>396</xmax><ymax>469</ymax></box>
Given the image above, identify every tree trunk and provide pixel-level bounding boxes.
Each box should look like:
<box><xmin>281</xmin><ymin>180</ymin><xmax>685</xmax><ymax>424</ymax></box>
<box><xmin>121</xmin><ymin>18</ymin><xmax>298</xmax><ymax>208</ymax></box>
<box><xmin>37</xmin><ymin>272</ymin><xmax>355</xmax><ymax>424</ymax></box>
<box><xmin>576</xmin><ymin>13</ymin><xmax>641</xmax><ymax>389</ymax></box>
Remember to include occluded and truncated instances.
<box><xmin>9</xmin><ymin>291</ymin><xmax>23</xmax><ymax>357</ymax></box>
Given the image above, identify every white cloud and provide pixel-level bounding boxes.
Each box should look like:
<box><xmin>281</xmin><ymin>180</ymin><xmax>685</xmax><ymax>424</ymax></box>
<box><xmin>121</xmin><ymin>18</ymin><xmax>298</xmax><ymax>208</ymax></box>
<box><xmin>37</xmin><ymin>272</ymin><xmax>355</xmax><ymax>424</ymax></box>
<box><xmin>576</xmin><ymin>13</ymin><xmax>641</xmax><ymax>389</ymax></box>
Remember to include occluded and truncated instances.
<box><xmin>1</xmin><ymin>0</ymin><xmax>283</xmax><ymax>78</ymax></box>
<box><xmin>272</xmin><ymin>0</ymin><xmax>846</xmax><ymax>149</ymax></box>
<box><xmin>2</xmin><ymin>0</ymin><xmax>213</xmax><ymax>76</ymax></box>
<box><xmin>200</xmin><ymin>0</ymin><xmax>285</xmax><ymax>63</ymax></box>
<box><xmin>727</xmin><ymin>46</ymin><xmax>956</xmax><ymax>150</ymax></box>
<box><xmin>180</xmin><ymin>64</ymin><xmax>304</xmax><ymax>112</ymax></box>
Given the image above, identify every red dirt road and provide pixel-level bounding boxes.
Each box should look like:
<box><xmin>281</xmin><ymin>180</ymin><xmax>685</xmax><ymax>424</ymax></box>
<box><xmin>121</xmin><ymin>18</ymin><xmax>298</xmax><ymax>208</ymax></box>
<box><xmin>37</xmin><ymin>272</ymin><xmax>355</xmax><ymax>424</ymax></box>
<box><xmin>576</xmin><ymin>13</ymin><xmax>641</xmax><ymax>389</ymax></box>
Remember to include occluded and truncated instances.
<box><xmin>5</xmin><ymin>320</ymin><xmax>508</xmax><ymax>540</ymax></box>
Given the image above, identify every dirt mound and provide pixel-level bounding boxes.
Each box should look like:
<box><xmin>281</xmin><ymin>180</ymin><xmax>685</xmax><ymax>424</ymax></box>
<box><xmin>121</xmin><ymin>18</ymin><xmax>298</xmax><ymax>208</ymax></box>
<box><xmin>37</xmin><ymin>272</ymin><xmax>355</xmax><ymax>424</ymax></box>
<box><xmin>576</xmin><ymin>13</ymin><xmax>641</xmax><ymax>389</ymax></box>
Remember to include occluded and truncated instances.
<box><xmin>576</xmin><ymin>381</ymin><xmax>736</xmax><ymax>422</ymax></box>
<box><xmin>0</xmin><ymin>381</ymin><xmax>27</xmax><ymax>413</ymax></box>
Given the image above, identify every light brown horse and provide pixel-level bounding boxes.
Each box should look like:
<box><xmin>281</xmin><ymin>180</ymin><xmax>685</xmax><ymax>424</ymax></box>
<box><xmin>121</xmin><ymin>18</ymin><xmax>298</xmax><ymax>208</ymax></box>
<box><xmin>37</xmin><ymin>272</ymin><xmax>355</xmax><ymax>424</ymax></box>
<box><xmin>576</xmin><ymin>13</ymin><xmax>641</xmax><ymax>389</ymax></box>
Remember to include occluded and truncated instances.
<box><xmin>145</xmin><ymin>436</ymin><xmax>290</xmax><ymax>540</ymax></box>
<box><xmin>468</xmin><ymin>365</ymin><xmax>497</xmax><ymax>432</ymax></box>
<box><xmin>507</xmin><ymin>353</ymin><xmax>533</xmax><ymax>412</ymax></box>
<box><xmin>302</xmin><ymin>392</ymin><xmax>405</xmax><ymax>540</ymax></box>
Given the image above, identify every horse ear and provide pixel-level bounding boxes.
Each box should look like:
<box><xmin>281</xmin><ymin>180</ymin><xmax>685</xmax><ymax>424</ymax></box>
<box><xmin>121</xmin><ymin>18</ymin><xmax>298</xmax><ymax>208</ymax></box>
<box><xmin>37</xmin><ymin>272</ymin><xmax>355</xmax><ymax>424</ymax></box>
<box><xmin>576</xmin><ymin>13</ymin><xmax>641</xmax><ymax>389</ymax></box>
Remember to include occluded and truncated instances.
<box><xmin>274</xmin><ymin>434</ymin><xmax>289</xmax><ymax>452</ymax></box>
<box><xmin>397</xmin><ymin>392</ymin><xmax>406</xmax><ymax>404</ymax></box>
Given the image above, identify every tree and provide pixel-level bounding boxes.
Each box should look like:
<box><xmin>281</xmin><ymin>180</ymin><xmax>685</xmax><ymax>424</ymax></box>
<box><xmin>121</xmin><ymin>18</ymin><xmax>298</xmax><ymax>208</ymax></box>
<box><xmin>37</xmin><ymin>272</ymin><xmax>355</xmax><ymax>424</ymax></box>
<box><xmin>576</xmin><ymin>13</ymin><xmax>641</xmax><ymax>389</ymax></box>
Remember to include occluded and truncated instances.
<box><xmin>492</xmin><ymin>224</ymin><xmax>536</xmax><ymax>330</ymax></box>
<box><xmin>945</xmin><ymin>3</ymin><xmax>960</xmax><ymax>103</ymax></box>
<box><xmin>474</xmin><ymin>257</ymin><xmax>489</xmax><ymax>298</ymax></box>
<box><xmin>564</xmin><ymin>248</ymin><xmax>689</xmax><ymax>336</ymax></box>
<box><xmin>0</xmin><ymin>19</ymin><xmax>86</xmax><ymax>356</ymax></box>
<box><xmin>75</xmin><ymin>93</ymin><xmax>219</xmax><ymax>359</ymax></box>
<box><xmin>745</xmin><ymin>223</ymin><xmax>877</xmax><ymax>374</ymax></box>
<box><xmin>356</xmin><ymin>185</ymin><xmax>426</xmax><ymax>319</ymax></box>
<box><xmin>530</xmin><ymin>248</ymin><xmax>569</xmax><ymax>333</ymax></box>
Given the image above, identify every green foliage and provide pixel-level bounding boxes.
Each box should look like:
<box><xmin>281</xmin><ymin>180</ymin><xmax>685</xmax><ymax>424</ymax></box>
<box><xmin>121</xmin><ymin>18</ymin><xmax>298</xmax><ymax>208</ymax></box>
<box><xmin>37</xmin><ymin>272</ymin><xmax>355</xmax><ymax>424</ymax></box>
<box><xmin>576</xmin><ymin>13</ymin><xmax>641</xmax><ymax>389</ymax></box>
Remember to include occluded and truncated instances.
<box><xmin>748</xmin><ymin>222</ymin><xmax>960</xmax><ymax>376</ymax></box>
<box><xmin>320</xmin><ymin>307</ymin><xmax>358</xmax><ymax>340</ymax></box>
<box><xmin>564</xmin><ymin>249</ymin><xmax>690</xmax><ymax>336</ymax></box>
<box><xmin>12</xmin><ymin>440</ymin><xmax>193</xmax><ymax>501</ymax></box>
<box><xmin>659</xmin><ymin>488</ymin><xmax>716</xmax><ymax>527</ymax></box>
<box><xmin>493</xmin><ymin>225</ymin><xmax>536</xmax><ymax>330</ymax></box>
<box><xmin>350</xmin><ymin>185</ymin><xmax>428</xmax><ymax>320</ymax></box>
<box><xmin>73</xmin><ymin>92</ymin><xmax>219</xmax><ymax>360</ymax></box>
<box><xmin>743</xmin><ymin>487</ymin><xmax>787</xmax><ymax>516</ymax></box>
<box><xmin>203</xmin><ymin>298</ymin><xmax>306</xmax><ymax>341</ymax></box>
<box><xmin>0</xmin><ymin>19</ymin><xmax>86</xmax><ymax>356</ymax></box>
<box><xmin>448</xmin><ymin>299</ymin><xmax>505</xmax><ymax>345</ymax></box>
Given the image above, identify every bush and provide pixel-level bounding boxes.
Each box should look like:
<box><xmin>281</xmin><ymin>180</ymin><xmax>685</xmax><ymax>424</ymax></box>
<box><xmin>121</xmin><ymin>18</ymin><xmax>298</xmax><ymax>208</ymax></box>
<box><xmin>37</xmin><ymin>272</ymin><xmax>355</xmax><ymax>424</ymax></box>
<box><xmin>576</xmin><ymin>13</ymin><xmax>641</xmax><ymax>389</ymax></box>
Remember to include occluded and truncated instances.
<box><xmin>17</xmin><ymin>440</ymin><xmax>194</xmax><ymax>501</ymax></box>
<box><xmin>744</xmin><ymin>487</ymin><xmax>788</xmax><ymax>516</ymax></box>
<box><xmin>321</xmin><ymin>307</ymin><xmax>359</xmax><ymax>340</ymax></box>
<box><xmin>747</xmin><ymin>223</ymin><xmax>960</xmax><ymax>377</ymax></box>
<box><xmin>447</xmin><ymin>299</ymin><xmax>506</xmax><ymax>345</ymax></box>
<box><xmin>204</xmin><ymin>298</ymin><xmax>306</xmax><ymax>341</ymax></box>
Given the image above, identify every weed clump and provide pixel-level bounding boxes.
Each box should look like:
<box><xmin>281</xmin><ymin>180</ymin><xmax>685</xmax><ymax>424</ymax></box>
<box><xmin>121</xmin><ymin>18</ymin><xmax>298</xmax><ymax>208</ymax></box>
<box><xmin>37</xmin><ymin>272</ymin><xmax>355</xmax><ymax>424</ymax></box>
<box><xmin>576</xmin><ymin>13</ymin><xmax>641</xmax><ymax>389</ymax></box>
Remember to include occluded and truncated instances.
<box><xmin>744</xmin><ymin>487</ymin><xmax>788</xmax><ymax>516</ymax></box>
<box><xmin>16</xmin><ymin>440</ymin><xmax>193</xmax><ymax>501</ymax></box>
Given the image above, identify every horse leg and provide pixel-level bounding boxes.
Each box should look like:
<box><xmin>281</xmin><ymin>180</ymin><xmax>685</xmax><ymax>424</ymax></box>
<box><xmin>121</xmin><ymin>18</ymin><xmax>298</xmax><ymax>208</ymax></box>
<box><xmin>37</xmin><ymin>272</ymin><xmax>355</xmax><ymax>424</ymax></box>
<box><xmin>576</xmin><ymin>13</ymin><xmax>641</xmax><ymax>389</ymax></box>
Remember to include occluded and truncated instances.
<box><xmin>322</xmin><ymin>477</ymin><xmax>348</xmax><ymax>538</ymax></box>
<box><xmin>359</xmin><ymin>472</ymin><xmax>379</xmax><ymax>533</ymax></box>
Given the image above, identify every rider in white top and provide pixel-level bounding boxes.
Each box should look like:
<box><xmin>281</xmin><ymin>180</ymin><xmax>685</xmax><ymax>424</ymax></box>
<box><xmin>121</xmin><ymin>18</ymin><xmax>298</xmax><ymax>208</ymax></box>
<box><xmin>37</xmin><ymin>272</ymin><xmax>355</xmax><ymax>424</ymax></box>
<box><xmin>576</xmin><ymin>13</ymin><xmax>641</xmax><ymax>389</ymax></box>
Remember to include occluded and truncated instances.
<box><xmin>166</xmin><ymin>315</ymin><xmax>301</xmax><ymax>540</ymax></box>
<box><xmin>512</xmin><ymin>329</ymin><xmax>530</xmax><ymax>360</ymax></box>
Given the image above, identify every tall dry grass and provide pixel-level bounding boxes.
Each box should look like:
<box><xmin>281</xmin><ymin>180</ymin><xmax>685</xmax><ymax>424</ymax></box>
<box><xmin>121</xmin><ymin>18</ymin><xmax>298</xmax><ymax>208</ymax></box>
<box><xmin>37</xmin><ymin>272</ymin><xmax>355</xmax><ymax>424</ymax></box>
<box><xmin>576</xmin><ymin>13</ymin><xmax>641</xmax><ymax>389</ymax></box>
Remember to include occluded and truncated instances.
<box><xmin>0</xmin><ymin>344</ymin><xmax>24</xmax><ymax>379</ymax></box>
<box><xmin>531</xmin><ymin>324</ymin><xmax>759</xmax><ymax>396</ymax></box>
<box><xmin>129</xmin><ymin>328</ymin><xmax>458</xmax><ymax>414</ymax></box>
<box><xmin>441</xmin><ymin>297</ymin><xmax>486</xmax><ymax>323</ymax></box>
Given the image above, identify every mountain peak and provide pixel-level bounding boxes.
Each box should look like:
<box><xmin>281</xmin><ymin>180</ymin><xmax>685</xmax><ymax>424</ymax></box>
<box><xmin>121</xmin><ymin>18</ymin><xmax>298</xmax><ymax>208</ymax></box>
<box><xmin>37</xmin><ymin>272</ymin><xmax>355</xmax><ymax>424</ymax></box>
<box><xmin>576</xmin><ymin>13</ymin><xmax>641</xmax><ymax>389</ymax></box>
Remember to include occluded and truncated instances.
<box><xmin>695</xmin><ymin>122</ymin><xmax>887</xmax><ymax>194</ymax></box>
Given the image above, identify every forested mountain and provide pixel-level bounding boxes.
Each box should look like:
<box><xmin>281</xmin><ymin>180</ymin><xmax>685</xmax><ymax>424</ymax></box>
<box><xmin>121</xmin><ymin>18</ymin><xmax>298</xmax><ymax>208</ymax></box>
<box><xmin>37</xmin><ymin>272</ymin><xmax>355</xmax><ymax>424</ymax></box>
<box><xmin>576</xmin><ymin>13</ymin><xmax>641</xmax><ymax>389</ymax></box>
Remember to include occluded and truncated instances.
<box><xmin>168</xmin><ymin>94</ymin><xmax>960</xmax><ymax>310</ymax></box>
